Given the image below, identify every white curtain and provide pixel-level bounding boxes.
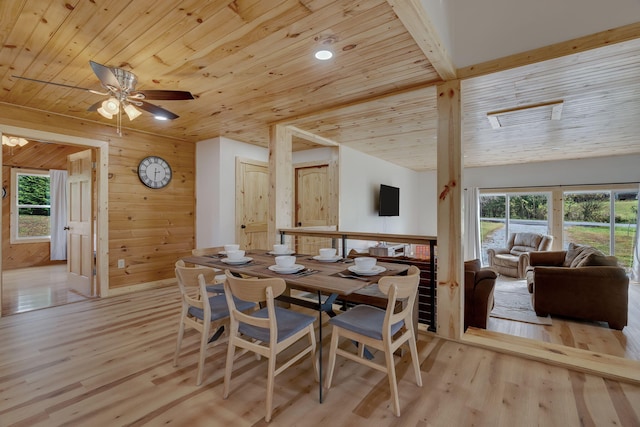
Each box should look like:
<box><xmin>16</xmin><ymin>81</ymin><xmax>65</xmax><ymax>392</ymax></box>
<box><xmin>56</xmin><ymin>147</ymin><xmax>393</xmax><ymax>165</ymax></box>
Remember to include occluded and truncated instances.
<box><xmin>631</xmin><ymin>184</ymin><xmax>640</xmax><ymax>282</ymax></box>
<box><xmin>463</xmin><ymin>187</ymin><xmax>482</xmax><ymax>263</ymax></box>
<box><xmin>50</xmin><ymin>170</ymin><xmax>68</xmax><ymax>260</ymax></box>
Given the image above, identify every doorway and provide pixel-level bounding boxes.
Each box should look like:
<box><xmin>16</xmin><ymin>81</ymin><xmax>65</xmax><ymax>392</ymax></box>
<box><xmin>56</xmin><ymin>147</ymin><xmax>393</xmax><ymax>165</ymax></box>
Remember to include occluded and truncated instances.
<box><xmin>0</xmin><ymin>126</ymin><xmax>108</xmax><ymax>317</ymax></box>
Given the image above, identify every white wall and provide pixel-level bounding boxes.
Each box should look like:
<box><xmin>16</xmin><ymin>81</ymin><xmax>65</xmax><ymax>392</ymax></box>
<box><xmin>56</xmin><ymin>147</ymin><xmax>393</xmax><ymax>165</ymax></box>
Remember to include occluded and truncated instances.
<box><xmin>463</xmin><ymin>154</ymin><xmax>640</xmax><ymax>188</ymax></box>
<box><xmin>339</xmin><ymin>146</ymin><xmax>434</xmax><ymax>238</ymax></box>
<box><xmin>195</xmin><ymin>137</ymin><xmax>268</xmax><ymax>247</ymax></box>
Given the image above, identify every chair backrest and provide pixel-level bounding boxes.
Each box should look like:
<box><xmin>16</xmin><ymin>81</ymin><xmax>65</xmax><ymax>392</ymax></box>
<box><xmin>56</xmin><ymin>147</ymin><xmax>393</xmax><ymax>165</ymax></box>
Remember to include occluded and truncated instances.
<box><xmin>377</xmin><ymin>265</ymin><xmax>420</xmax><ymax>332</ymax></box>
<box><xmin>174</xmin><ymin>260</ymin><xmax>218</xmax><ymax>285</ymax></box>
<box><xmin>192</xmin><ymin>246</ymin><xmax>223</xmax><ymax>256</ymax></box>
<box><xmin>175</xmin><ymin>264</ymin><xmax>210</xmax><ymax>320</ymax></box>
<box><xmin>507</xmin><ymin>232</ymin><xmax>553</xmax><ymax>254</ymax></box>
<box><xmin>224</xmin><ymin>270</ymin><xmax>287</xmax><ymax>344</ymax></box>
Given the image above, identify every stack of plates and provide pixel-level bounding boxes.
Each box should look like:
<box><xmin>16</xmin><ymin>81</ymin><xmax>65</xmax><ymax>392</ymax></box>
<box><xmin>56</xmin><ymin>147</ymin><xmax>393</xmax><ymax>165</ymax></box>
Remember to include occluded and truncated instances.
<box><xmin>268</xmin><ymin>264</ymin><xmax>304</xmax><ymax>274</ymax></box>
<box><xmin>347</xmin><ymin>265</ymin><xmax>386</xmax><ymax>276</ymax></box>
<box><xmin>312</xmin><ymin>255</ymin><xmax>341</xmax><ymax>263</ymax></box>
<box><xmin>221</xmin><ymin>257</ymin><xmax>252</xmax><ymax>265</ymax></box>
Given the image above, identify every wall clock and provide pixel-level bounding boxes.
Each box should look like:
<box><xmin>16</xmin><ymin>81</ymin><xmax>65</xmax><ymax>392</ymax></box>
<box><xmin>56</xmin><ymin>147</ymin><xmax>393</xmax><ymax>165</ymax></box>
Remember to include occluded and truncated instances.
<box><xmin>138</xmin><ymin>156</ymin><xmax>172</xmax><ymax>189</ymax></box>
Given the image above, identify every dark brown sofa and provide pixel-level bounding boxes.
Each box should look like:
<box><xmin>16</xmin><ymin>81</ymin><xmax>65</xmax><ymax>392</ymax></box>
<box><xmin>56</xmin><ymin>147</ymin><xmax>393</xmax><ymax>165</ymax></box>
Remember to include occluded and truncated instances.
<box><xmin>464</xmin><ymin>259</ymin><xmax>497</xmax><ymax>330</ymax></box>
<box><xmin>526</xmin><ymin>243</ymin><xmax>629</xmax><ymax>330</ymax></box>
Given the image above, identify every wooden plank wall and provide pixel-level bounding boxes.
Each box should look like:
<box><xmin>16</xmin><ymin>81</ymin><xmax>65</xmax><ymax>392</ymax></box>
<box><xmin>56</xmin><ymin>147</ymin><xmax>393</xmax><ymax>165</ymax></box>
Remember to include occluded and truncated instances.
<box><xmin>0</xmin><ymin>104</ymin><xmax>195</xmax><ymax>291</ymax></box>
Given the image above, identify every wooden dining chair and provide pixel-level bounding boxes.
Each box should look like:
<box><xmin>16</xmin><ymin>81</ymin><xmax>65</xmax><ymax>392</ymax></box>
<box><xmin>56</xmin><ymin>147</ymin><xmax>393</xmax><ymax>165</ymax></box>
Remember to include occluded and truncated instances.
<box><xmin>222</xmin><ymin>270</ymin><xmax>319</xmax><ymax>422</ymax></box>
<box><xmin>173</xmin><ymin>265</ymin><xmax>255</xmax><ymax>385</ymax></box>
<box><xmin>175</xmin><ymin>259</ymin><xmax>225</xmax><ymax>294</ymax></box>
<box><xmin>325</xmin><ymin>265</ymin><xmax>422</xmax><ymax>417</ymax></box>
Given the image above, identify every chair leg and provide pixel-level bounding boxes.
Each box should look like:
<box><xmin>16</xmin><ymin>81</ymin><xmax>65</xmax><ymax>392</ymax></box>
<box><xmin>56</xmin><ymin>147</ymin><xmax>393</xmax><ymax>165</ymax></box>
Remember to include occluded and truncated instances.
<box><xmin>408</xmin><ymin>333</ymin><xmax>422</xmax><ymax>386</ymax></box>
<box><xmin>307</xmin><ymin>325</ymin><xmax>319</xmax><ymax>382</ymax></box>
<box><xmin>265</xmin><ymin>351</ymin><xmax>276</xmax><ymax>423</ymax></box>
<box><xmin>173</xmin><ymin>319</ymin><xmax>185</xmax><ymax>367</ymax></box>
<box><xmin>196</xmin><ymin>322</ymin><xmax>211</xmax><ymax>386</ymax></box>
<box><xmin>223</xmin><ymin>339</ymin><xmax>236</xmax><ymax>399</ymax></box>
<box><xmin>384</xmin><ymin>347</ymin><xmax>401</xmax><ymax>417</ymax></box>
<box><xmin>325</xmin><ymin>327</ymin><xmax>340</xmax><ymax>389</ymax></box>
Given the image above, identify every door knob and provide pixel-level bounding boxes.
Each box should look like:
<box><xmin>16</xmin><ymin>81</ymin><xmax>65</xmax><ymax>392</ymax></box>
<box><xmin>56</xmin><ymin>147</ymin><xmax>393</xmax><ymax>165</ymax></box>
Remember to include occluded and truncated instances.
<box><xmin>297</xmin><ymin>222</ymin><xmax>302</xmax><ymax>226</ymax></box>
<box><xmin>63</xmin><ymin>226</ymin><xmax>70</xmax><ymax>230</ymax></box>
<box><xmin>241</xmin><ymin>224</ymin><xmax>246</xmax><ymax>229</ymax></box>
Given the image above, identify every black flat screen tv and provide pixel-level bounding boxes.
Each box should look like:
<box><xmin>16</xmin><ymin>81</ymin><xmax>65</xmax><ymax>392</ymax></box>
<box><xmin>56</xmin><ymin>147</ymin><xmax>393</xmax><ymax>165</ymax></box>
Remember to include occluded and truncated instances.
<box><xmin>378</xmin><ymin>184</ymin><xmax>400</xmax><ymax>216</ymax></box>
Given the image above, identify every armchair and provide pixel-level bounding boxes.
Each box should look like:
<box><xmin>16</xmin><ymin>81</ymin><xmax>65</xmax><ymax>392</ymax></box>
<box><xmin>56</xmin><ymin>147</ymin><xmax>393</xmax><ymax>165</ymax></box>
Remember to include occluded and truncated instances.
<box><xmin>464</xmin><ymin>259</ymin><xmax>497</xmax><ymax>330</ymax></box>
<box><xmin>487</xmin><ymin>232</ymin><xmax>553</xmax><ymax>278</ymax></box>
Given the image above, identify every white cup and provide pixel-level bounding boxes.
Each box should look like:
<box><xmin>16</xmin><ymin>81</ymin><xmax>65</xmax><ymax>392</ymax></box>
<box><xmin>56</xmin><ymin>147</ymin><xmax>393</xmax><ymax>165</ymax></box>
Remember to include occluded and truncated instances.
<box><xmin>226</xmin><ymin>250</ymin><xmax>245</xmax><ymax>260</ymax></box>
<box><xmin>224</xmin><ymin>244</ymin><xmax>240</xmax><ymax>253</ymax></box>
<box><xmin>275</xmin><ymin>255</ymin><xmax>296</xmax><ymax>268</ymax></box>
<box><xmin>319</xmin><ymin>248</ymin><xmax>337</xmax><ymax>259</ymax></box>
<box><xmin>273</xmin><ymin>244</ymin><xmax>289</xmax><ymax>254</ymax></box>
<box><xmin>354</xmin><ymin>257</ymin><xmax>376</xmax><ymax>271</ymax></box>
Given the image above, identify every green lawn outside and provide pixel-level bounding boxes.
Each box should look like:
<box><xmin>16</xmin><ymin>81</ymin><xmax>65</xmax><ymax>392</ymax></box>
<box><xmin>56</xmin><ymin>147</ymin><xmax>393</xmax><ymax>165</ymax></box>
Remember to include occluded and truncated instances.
<box><xmin>18</xmin><ymin>215</ymin><xmax>50</xmax><ymax>237</ymax></box>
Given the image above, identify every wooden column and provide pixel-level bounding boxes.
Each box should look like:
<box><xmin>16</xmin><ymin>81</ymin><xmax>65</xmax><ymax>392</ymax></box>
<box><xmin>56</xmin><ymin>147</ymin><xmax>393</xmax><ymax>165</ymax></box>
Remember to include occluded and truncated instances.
<box><xmin>268</xmin><ymin>125</ymin><xmax>293</xmax><ymax>246</ymax></box>
<box><xmin>436</xmin><ymin>80</ymin><xmax>463</xmax><ymax>339</ymax></box>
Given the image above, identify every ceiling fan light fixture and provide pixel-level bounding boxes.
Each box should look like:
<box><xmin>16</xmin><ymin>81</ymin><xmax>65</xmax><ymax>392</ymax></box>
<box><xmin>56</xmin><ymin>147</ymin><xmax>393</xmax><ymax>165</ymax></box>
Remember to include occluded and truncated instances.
<box><xmin>102</xmin><ymin>97</ymin><xmax>120</xmax><ymax>114</ymax></box>
<box><xmin>124</xmin><ymin>103</ymin><xmax>142</xmax><ymax>121</ymax></box>
<box><xmin>2</xmin><ymin>135</ymin><xmax>29</xmax><ymax>147</ymax></box>
<box><xmin>97</xmin><ymin>107</ymin><xmax>113</xmax><ymax>119</ymax></box>
<box><xmin>154</xmin><ymin>115</ymin><xmax>169</xmax><ymax>121</ymax></box>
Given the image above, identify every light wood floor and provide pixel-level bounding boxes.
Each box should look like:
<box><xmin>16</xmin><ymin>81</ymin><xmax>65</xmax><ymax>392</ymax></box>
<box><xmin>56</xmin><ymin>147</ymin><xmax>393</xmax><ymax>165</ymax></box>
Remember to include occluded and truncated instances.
<box><xmin>1</xmin><ymin>285</ymin><xmax>639</xmax><ymax>426</ymax></box>
<box><xmin>1</xmin><ymin>264</ymin><xmax>93</xmax><ymax>316</ymax></box>
<box><xmin>487</xmin><ymin>277</ymin><xmax>640</xmax><ymax>361</ymax></box>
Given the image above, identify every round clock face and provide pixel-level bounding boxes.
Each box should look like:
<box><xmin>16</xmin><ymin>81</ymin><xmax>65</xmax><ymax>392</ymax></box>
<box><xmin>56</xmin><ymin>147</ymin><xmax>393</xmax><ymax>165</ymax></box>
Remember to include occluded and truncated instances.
<box><xmin>138</xmin><ymin>156</ymin><xmax>172</xmax><ymax>189</ymax></box>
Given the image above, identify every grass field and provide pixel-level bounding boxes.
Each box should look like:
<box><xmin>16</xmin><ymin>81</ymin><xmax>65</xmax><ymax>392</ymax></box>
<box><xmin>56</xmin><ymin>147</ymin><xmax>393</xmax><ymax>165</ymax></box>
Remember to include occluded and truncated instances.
<box><xmin>18</xmin><ymin>215</ymin><xmax>50</xmax><ymax>237</ymax></box>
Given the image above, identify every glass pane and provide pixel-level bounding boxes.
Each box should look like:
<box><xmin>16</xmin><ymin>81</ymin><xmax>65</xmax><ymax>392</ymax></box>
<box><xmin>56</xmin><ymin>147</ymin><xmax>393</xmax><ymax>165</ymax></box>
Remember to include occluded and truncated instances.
<box><xmin>613</xmin><ymin>190</ymin><xmax>639</xmax><ymax>269</ymax></box>
<box><xmin>508</xmin><ymin>193</ymin><xmax>550</xmax><ymax>236</ymax></box>
<box><xmin>480</xmin><ymin>195</ymin><xmax>506</xmax><ymax>265</ymax></box>
<box><xmin>18</xmin><ymin>207</ymin><xmax>51</xmax><ymax>238</ymax></box>
<box><xmin>563</xmin><ymin>191</ymin><xmax>610</xmax><ymax>253</ymax></box>
<box><xmin>17</xmin><ymin>174</ymin><xmax>50</xmax><ymax>206</ymax></box>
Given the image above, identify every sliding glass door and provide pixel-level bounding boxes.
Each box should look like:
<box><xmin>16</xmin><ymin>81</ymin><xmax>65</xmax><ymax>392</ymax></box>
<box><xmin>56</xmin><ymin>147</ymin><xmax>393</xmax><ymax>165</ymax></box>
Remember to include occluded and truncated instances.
<box><xmin>479</xmin><ymin>192</ymin><xmax>550</xmax><ymax>265</ymax></box>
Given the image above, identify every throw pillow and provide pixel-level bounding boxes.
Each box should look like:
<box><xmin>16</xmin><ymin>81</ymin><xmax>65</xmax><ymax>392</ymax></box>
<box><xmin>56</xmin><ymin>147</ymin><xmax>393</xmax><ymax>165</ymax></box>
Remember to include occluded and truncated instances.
<box><xmin>570</xmin><ymin>247</ymin><xmax>605</xmax><ymax>268</ymax></box>
<box><xmin>576</xmin><ymin>253</ymin><xmax>619</xmax><ymax>267</ymax></box>
<box><xmin>564</xmin><ymin>243</ymin><xmax>586</xmax><ymax>267</ymax></box>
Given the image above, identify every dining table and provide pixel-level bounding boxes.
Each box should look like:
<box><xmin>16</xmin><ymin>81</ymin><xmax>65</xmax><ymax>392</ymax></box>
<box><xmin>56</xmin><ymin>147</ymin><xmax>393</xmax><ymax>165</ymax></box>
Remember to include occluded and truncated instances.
<box><xmin>182</xmin><ymin>249</ymin><xmax>409</xmax><ymax>403</ymax></box>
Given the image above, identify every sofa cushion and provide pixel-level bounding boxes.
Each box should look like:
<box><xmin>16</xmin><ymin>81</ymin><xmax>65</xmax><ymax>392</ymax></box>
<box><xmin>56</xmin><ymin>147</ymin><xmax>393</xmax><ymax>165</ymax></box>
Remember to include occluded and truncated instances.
<box><xmin>510</xmin><ymin>233</ymin><xmax>543</xmax><ymax>255</ymax></box>
<box><xmin>577</xmin><ymin>253</ymin><xmax>619</xmax><ymax>267</ymax></box>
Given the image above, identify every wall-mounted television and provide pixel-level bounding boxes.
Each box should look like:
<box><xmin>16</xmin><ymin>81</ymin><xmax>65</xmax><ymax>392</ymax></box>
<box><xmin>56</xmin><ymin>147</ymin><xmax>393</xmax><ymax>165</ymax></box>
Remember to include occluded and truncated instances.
<box><xmin>378</xmin><ymin>184</ymin><xmax>400</xmax><ymax>216</ymax></box>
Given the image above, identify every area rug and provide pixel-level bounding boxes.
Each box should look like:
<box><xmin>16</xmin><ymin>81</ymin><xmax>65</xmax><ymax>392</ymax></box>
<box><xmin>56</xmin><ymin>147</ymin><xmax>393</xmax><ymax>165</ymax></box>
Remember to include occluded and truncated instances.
<box><xmin>490</xmin><ymin>277</ymin><xmax>552</xmax><ymax>325</ymax></box>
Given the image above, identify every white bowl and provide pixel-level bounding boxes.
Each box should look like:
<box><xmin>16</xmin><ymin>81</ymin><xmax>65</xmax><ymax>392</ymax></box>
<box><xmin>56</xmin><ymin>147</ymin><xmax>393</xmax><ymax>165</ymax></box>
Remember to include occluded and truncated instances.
<box><xmin>224</xmin><ymin>244</ymin><xmax>240</xmax><ymax>252</ymax></box>
<box><xmin>274</xmin><ymin>255</ymin><xmax>296</xmax><ymax>268</ymax></box>
<box><xmin>319</xmin><ymin>248</ymin><xmax>337</xmax><ymax>258</ymax></box>
<box><xmin>273</xmin><ymin>244</ymin><xmax>289</xmax><ymax>254</ymax></box>
<box><xmin>354</xmin><ymin>257</ymin><xmax>377</xmax><ymax>271</ymax></box>
<box><xmin>226</xmin><ymin>250</ymin><xmax>245</xmax><ymax>260</ymax></box>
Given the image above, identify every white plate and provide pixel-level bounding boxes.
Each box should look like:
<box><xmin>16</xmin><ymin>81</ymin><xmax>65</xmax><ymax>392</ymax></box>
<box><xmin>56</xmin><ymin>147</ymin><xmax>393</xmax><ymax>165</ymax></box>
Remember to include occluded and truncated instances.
<box><xmin>268</xmin><ymin>250</ymin><xmax>296</xmax><ymax>256</ymax></box>
<box><xmin>221</xmin><ymin>257</ymin><xmax>253</xmax><ymax>265</ymax></box>
<box><xmin>348</xmin><ymin>265</ymin><xmax>386</xmax><ymax>276</ymax></box>
<box><xmin>218</xmin><ymin>251</ymin><xmax>227</xmax><ymax>255</ymax></box>
<box><xmin>268</xmin><ymin>264</ymin><xmax>305</xmax><ymax>274</ymax></box>
<box><xmin>313</xmin><ymin>255</ymin><xmax>341</xmax><ymax>263</ymax></box>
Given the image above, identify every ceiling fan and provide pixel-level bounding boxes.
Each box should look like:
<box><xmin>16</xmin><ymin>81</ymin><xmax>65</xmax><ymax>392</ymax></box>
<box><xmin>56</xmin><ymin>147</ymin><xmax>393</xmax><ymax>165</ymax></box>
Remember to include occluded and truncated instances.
<box><xmin>12</xmin><ymin>60</ymin><xmax>194</xmax><ymax>135</ymax></box>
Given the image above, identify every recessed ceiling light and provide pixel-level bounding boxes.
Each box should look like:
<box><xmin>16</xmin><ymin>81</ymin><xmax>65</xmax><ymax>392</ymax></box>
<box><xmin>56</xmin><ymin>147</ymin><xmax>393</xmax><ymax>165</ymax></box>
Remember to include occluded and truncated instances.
<box><xmin>314</xmin><ymin>50</ymin><xmax>333</xmax><ymax>60</ymax></box>
<box><xmin>154</xmin><ymin>116</ymin><xmax>169</xmax><ymax>121</ymax></box>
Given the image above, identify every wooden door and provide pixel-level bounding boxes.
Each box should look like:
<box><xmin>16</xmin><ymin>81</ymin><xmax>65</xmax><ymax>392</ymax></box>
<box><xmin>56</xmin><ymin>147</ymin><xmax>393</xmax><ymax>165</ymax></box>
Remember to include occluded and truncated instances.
<box><xmin>295</xmin><ymin>165</ymin><xmax>332</xmax><ymax>254</ymax></box>
<box><xmin>67</xmin><ymin>150</ymin><xmax>94</xmax><ymax>295</ymax></box>
<box><xmin>236</xmin><ymin>158</ymin><xmax>269</xmax><ymax>250</ymax></box>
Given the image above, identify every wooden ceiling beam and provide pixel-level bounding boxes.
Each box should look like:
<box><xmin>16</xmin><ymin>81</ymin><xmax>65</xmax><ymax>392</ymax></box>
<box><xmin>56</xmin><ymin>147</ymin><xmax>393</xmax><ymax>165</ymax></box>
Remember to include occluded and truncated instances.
<box><xmin>386</xmin><ymin>0</ymin><xmax>457</xmax><ymax>81</ymax></box>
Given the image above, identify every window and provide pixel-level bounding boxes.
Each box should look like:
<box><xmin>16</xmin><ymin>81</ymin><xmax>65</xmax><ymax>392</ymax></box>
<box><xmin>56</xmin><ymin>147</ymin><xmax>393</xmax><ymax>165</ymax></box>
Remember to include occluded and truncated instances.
<box><xmin>479</xmin><ymin>192</ymin><xmax>550</xmax><ymax>265</ymax></box>
<box><xmin>11</xmin><ymin>168</ymin><xmax>51</xmax><ymax>243</ymax></box>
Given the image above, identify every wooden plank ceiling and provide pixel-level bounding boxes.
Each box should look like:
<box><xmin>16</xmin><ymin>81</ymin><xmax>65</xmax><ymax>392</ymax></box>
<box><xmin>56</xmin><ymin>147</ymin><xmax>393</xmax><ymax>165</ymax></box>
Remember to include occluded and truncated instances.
<box><xmin>1</xmin><ymin>0</ymin><xmax>639</xmax><ymax>171</ymax></box>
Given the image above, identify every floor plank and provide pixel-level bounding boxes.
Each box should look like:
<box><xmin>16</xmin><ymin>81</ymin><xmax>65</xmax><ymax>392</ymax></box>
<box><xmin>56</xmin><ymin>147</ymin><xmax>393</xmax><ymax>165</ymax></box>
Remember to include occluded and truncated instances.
<box><xmin>1</xmin><ymin>285</ymin><xmax>639</xmax><ymax>426</ymax></box>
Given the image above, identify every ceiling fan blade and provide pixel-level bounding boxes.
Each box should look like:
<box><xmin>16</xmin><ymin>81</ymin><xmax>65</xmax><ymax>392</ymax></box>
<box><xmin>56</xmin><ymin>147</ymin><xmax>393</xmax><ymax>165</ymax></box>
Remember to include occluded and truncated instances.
<box><xmin>87</xmin><ymin>100</ymin><xmax>103</xmax><ymax>112</ymax></box>
<box><xmin>89</xmin><ymin>60</ymin><xmax>122</xmax><ymax>91</ymax></box>
<box><xmin>11</xmin><ymin>75</ymin><xmax>95</xmax><ymax>92</ymax></box>
<box><xmin>137</xmin><ymin>101</ymin><xmax>179</xmax><ymax>120</ymax></box>
<box><xmin>131</xmin><ymin>90</ymin><xmax>194</xmax><ymax>100</ymax></box>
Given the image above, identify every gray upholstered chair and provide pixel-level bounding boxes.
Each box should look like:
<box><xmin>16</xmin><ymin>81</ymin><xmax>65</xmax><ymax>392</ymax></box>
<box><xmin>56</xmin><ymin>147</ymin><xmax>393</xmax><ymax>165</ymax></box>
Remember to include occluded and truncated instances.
<box><xmin>222</xmin><ymin>270</ymin><xmax>318</xmax><ymax>423</ymax></box>
<box><xmin>173</xmin><ymin>265</ymin><xmax>255</xmax><ymax>385</ymax></box>
<box><xmin>487</xmin><ymin>232</ymin><xmax>553</xmax><ymax>278</ymax></box>
<box><xmin>324</xmin><ymin>266</ymin><xmax>422</xmax><ymax>417</ymax></box>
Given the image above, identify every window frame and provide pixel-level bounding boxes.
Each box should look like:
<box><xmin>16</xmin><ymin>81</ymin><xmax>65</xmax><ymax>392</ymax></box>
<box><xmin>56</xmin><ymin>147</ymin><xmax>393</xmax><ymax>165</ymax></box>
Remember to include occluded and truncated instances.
<box><xmin>10</xmin><ymin>168</ymin><xmax>51</xmax><ymax>244</ymax></box>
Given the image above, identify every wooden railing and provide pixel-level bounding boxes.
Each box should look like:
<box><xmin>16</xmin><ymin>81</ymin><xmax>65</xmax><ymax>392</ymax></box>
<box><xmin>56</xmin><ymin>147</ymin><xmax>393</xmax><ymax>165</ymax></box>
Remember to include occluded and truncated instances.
<box><xmin>278</xmin><ymin>228</ymin><xmax>437</xmax><ymax>331</ymax></box>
